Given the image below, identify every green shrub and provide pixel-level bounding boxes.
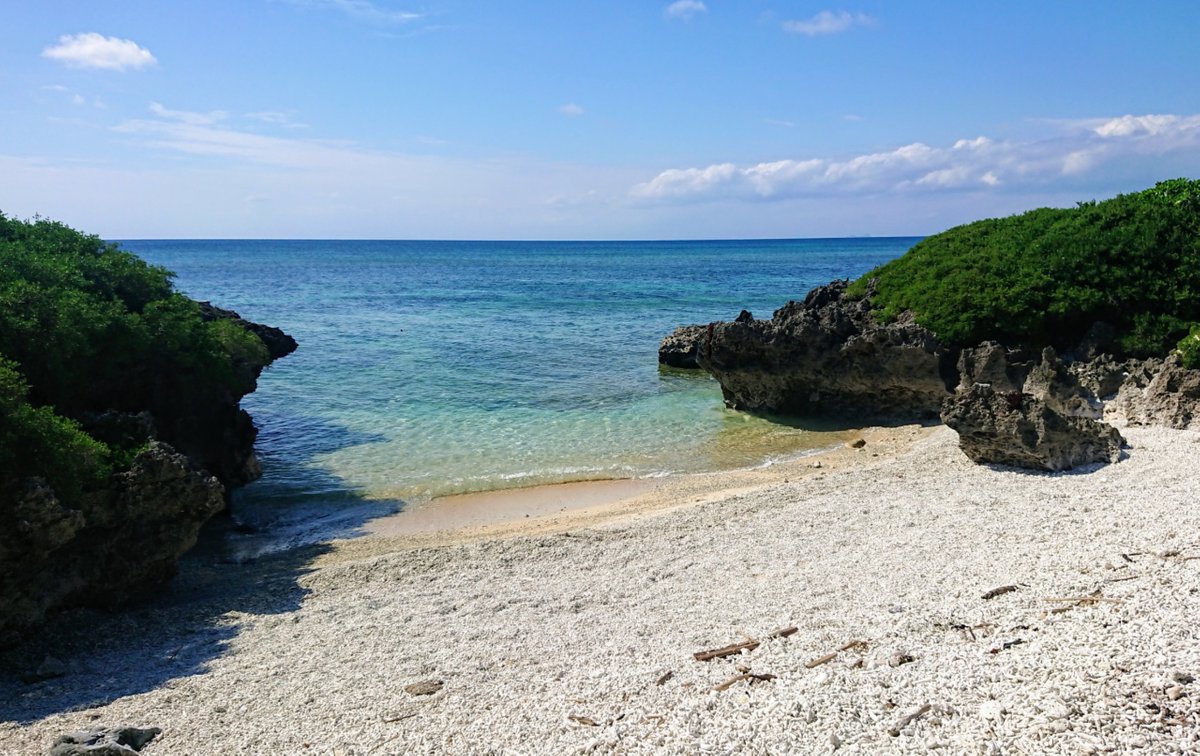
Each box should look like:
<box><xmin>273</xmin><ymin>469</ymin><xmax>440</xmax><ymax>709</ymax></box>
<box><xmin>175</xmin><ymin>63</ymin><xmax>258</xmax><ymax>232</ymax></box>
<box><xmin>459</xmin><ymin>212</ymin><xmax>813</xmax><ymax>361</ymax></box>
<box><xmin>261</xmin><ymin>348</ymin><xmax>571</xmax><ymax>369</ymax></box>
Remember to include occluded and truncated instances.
<box><xmin>0</xmin><ymin>359</ymin><xmax>110</xmax><ymax>505</ymax></box>
<box><xmin>849</xmin><ymin>179</ymin><xmax>1200</xmax><ymax>356</ymax></box>
<box><xmin>0</xmin><ymin>212</ymin><xmax>274</xmax><ymax>502</ymax></box>
<box><xmin>1177</xmin><ymin>324</ymin><xmax>1200</xmax><ymax>369</ymax></box>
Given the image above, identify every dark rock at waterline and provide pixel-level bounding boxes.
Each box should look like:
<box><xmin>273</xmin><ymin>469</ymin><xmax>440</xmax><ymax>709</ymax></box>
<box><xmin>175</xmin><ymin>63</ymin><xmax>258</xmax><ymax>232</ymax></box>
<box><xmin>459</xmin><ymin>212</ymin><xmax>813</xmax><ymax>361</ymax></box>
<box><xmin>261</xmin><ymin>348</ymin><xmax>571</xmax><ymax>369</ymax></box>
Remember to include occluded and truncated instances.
<box><xmin>1</xmin><ymin>443</ymin><xmax>223</xmax><ymax>645</ymax></box>
<box><xmin>198</xmin><ymin>301</ymin><xmax>299</xmax><ymax>362</ymax></box>
<box><xmin>658</xmin><ymin>324</ymin><xmax>708</xmax><ymax>369</ymax></box>
<box><xmin>49</xmin><ymin>726</ymin><xmax>161</xmax><ymax>756</ymax></box>
<box><xmin>691</xmin><ymin>280</ymin><xmax>954</xmax><ymax>418</ymax></box>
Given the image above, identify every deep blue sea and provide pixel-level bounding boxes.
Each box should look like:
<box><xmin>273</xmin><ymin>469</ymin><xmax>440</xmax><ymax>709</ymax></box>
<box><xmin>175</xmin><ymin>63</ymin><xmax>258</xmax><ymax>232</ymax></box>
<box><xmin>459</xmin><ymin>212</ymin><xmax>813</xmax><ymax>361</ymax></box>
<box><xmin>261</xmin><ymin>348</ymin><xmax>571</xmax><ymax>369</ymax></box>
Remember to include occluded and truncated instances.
<box><xmin>123</xmin><ymin>238</ymin><xmax>917</xmax><ymax>541</ymax></box>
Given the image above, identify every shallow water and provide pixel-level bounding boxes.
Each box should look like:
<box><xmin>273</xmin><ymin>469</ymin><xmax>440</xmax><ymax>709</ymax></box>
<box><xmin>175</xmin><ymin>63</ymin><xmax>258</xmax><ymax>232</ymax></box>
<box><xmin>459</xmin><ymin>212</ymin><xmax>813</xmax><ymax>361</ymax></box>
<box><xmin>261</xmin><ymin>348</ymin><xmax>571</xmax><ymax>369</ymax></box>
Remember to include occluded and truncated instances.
<box><xmin>124</xmin><ymin>238</ymin><xmax>916</xmax><ymax>542</ymax></box>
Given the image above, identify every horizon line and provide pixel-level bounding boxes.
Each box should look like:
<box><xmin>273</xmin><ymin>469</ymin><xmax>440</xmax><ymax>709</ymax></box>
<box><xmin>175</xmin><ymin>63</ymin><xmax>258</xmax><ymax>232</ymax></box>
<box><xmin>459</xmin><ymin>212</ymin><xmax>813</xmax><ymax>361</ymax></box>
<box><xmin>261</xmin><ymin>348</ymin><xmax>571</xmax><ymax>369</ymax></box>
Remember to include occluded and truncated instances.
<box><xmin>111</xmin><ymin>233</ymin><xmax>929</xmax><ymax>243</ymax></box>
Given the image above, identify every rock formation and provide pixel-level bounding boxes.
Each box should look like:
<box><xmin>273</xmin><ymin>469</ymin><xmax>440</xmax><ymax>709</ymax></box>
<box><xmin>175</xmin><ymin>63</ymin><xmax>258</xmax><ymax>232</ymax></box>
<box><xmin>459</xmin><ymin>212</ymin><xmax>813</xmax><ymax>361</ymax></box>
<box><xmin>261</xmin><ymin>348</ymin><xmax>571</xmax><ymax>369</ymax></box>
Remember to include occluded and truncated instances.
<box><xmin>0</xmin><ymin>306</ymin><xmax>294</xmax><ymax>645</ymax></box>
<box><xmin>49</xmin><ymin>725</ymin><xmax>161</xmax><ymax>756</ymax></box>
<box><xmin>1110</xmin><ymin>355</ymin><xmax>1200</xmax><ymax>430</ymax></box>
<box><xmin>658</xmin><ymin>325</ymin><xmax>707</xmax><ymax>369</ymax></box>
<box><xmin>690</xmin><ymin>281</ymin><xmax>954</xmax><ymax>418</ymax></box>
<box><xmin>942</xmin><ymin>346</ymin><xmax>1124</xmax><ymax>471</ymax></box>
<box><xmin>941</xmin><ymin>385</ymin><xmax>1124</xmax><ymax>471</ymax></box>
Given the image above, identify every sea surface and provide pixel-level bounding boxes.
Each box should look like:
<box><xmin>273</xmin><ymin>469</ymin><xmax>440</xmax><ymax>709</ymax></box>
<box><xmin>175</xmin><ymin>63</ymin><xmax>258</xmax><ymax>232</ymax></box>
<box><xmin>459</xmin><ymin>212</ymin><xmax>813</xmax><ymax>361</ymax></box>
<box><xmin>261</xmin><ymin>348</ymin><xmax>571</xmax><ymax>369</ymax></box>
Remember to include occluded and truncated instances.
<box><xmin>123</xmin><ymin>238</ymin><xmax>917</xmax><ymax>546</ymax></box>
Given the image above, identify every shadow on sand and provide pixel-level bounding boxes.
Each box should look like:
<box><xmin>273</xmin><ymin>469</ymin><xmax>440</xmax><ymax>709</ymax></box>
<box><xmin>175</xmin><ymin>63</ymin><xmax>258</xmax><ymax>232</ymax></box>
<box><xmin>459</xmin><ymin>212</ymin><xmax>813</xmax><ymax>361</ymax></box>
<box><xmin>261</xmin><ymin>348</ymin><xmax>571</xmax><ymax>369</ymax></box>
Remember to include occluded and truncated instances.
<box><xmin>0</xmin><ymin>415</ymin><xmax>402</xmax><ymax>725</ymax></box>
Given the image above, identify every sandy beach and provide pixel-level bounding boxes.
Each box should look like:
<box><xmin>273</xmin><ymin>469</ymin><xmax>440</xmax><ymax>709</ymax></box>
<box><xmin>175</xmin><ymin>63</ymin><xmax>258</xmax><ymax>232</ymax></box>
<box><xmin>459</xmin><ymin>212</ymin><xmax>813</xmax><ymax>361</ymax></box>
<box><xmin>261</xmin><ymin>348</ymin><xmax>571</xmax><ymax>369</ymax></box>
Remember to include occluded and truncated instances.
<box><xmin>3</xmin><ymin>422</ymin><xmax>1199</xmax><ymax>754</ymax></box>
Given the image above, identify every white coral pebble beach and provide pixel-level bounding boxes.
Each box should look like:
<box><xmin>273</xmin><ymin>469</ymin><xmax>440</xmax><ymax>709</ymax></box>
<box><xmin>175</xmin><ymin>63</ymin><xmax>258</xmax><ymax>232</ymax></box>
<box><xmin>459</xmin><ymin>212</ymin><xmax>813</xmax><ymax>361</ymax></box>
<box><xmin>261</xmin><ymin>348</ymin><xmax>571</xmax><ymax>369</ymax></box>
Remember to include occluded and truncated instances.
<box><xmin>3</xmin><ymin>424</ymin><xmax>1200</xmax><ymax>754</ymax></box>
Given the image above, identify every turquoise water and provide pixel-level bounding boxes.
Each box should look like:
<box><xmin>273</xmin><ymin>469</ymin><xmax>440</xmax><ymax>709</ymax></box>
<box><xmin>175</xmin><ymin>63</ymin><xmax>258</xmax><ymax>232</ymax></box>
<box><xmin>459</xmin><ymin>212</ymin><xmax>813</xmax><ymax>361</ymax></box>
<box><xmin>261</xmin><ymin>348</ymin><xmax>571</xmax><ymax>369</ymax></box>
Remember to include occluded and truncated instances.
<box><xmin>124</xmin><ymin>238</ymin><xmax>916</xmax><ymax>530</ymax></box>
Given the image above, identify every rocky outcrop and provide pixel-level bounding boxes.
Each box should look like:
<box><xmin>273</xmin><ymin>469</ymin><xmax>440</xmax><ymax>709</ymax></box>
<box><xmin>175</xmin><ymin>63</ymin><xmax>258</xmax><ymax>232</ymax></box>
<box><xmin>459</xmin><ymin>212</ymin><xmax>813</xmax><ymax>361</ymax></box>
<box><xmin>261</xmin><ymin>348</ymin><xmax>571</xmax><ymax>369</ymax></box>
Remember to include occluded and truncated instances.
<box><xmin>0</xmin><ymin>306</ymin><xmax>294</xmax><ymax>645</ymax></box>
<box><xmin>49</xmin><ymin>726</ymin><xmax>161</xmax><ymax>756</ymax></box>
<box><xmin>941</xmin><ymin>384</ymin><xmax>1124</xmax><ymax>471</ymax></box>
<box><xmin>942</xmin><ymin>346</ymin><xmax>1124</xmax><ymax>471</ymax></box>
<box><xmin>658</xmin><ymin>325</ymin><xmax>707</xmax><ymax>369</ymax></box>
<box><xmin>691</xmin><ymin>281</ymin><xmax>954</xmax><ymax>418</ymax></box>
<box><xmin>0</xmin><ymin>443</ymin><xmax>224</xmax><ymax>645</ymax></box>
<box><xmin>198</xmin><ymin>301</ymin><xmax>298</xmax><ymax>362</ymax></box>
<box><xmin>166</xmin><ymin>303</ymin><xmax>298</xmax><ymax>495</ymax></box>
<box><xmin>1111</xmin><ymin>355</ymin><xmax>1200</xmax><ymax>429</ymax></box>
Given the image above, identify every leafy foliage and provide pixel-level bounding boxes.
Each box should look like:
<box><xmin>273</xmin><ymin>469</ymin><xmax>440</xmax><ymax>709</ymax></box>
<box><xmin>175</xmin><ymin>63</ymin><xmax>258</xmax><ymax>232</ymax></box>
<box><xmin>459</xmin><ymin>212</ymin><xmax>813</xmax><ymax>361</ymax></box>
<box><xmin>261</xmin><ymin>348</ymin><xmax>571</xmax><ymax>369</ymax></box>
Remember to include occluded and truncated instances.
<box><xmin>0</xmin><ymin>213</ymin><xmax>270</xmax><ymax>505</ymax></box>
<box><xmin>0</xmin><ymin>359</ymin><xmax>111</xmax><ymax>503</ymax></box>
<box><xmin>1178</xmin><ymin>324</ymin><xmax>1200</xmax><ymax>369</ymax></box>
<box><xmin>848</xmin><ymin>179</ymin><xmax>1200</xmax><ymax>356</ymax></box>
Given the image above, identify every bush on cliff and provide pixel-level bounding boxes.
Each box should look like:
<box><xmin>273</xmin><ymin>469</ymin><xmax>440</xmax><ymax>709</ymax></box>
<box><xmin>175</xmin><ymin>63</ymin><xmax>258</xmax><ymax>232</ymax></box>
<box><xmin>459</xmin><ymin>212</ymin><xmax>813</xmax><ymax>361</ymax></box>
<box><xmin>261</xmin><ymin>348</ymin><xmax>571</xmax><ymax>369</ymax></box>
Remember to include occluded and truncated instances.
<box><xmin>849</xmin><ymin>179</ymin><xmax>1200</xmax><ymax>357</ymax></box>
<box><xmin>0</xmin><ymin>213</ymin><xmax>267</xmax><ymax>505</ymax></box>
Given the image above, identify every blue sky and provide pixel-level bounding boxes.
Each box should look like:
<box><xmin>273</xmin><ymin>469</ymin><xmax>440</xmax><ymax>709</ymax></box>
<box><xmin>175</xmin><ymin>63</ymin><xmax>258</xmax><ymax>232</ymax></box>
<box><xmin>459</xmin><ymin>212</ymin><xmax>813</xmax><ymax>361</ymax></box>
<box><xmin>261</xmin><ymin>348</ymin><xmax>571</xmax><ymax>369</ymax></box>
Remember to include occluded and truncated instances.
<box><xmin>2</xmin><ymin>1</ymin><xmax>1199</xmax><ymax>239</ymax></box>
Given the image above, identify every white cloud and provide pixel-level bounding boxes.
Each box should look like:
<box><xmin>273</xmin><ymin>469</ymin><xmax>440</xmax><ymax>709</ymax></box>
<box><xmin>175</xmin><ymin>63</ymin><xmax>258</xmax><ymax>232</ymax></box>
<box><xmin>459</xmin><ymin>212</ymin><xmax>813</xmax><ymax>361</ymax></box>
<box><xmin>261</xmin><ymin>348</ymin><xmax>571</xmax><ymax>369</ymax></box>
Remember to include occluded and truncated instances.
<box><xmin>42</xmin><ymin>33</ymin><xmax>156</xmax><ymax>71</ymax></box>
<box><xmin>765</xmin><ymin>118</ymin><xmax>795</xmax><ymax>128</ymax></box>
<box><xmin>631</xmin><ymin>113</ymin><xmax>1200</xmax><ymax>203</ymax></box>
<box><xmin>246</xmin><ymin>111</ymin><xmax>310</xmax><ymax>129</ymax></box>
<box><xmin>559</xmin><ymin>103</ymin><xmax>585</xmax><ymax>117</ymax></box>
<box><xmin>664</xmin><ymin>1</ymin><xmax>707</xmax><ymax>21</ymax></box>
<box><xmin>149</xmin><ymin>102</ymin><xmax>228</xmax><ymax>126</ymax></box>
<box><xmin>282</xmin><ymin>0</ymin><xmax>420</xmax><ymax>25</ymax></box>
<box><xmin>783</xmin><ymin>10</ymin><xmax>875</xmax><ymax>37</ymax></box>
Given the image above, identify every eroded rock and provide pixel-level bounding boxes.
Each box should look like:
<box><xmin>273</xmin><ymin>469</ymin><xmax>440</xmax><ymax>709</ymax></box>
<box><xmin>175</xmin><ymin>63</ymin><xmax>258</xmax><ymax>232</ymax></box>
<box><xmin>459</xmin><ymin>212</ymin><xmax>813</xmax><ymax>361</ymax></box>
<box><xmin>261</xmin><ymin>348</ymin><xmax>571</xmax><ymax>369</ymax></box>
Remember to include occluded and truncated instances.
<box><xmin>0</xmin><ymin>443</ymin><xmax>223</xmax><ymax>644</ymax></box>
<box><xmin>49</xmin><ymin>726</ymin><xmax>161</xmax><ymax>756</ymax></box>
<box><xmin>942</xmin><ymin>384</ymin><xmax>1124</xmax><ymax>471</ymax></box>
<box><xmin>691</xmin><ymin>281</ymin><xmax>953</xmax><ymax>418</ymax></box>
<box><xmin>1111</xmin><ymin>355</ymin><xmax>1200</xmax><ymax>430</ymax></box>
<box><xmin>658</xmin><ymin>325</ymin><xmax>707</xmax><ymax>369</ymax></box>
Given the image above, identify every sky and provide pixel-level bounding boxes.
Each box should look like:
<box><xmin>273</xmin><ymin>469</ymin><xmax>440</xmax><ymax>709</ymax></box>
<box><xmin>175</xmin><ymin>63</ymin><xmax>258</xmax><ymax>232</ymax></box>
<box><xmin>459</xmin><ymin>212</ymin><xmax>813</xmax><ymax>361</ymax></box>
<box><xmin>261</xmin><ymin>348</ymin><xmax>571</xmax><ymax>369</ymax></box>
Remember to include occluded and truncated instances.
<box><xmin>2</xmin><ymin>1</ymin><xmax>1200</xmax><ymax>239</ymax></box>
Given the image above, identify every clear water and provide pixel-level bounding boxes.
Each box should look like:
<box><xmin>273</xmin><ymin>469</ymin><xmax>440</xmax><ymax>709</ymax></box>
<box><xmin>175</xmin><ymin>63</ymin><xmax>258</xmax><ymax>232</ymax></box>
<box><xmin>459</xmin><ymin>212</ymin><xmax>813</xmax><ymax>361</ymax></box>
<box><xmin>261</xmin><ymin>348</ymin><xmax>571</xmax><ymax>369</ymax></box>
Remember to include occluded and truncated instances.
<box><xmin>123</xmin><ymin>238</ymin><xmax>916</xmax><ymax>536</ymax></box>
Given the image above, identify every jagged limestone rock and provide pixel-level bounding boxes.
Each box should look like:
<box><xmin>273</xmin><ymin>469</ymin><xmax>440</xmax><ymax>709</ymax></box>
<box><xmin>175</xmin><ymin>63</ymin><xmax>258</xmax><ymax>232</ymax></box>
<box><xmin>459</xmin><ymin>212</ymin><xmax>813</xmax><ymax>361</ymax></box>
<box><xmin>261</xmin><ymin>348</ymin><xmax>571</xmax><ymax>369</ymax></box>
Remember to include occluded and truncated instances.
<box><xmin>941</xmin><ymin>384</ymin><xmax>1124</xmax><ymax>471</ymax></box>
<box><xmin>691</xmin><ymin>281</ymin><xmax>953</xmax><ymax>418</ymax></box>
<box><xmin>658</xmin><ymin>324</ymin><xmax>708</xmax><ymax>369</ymax></box>
<box><xmin>1111</xmin><ymin>355</ymin><xmax>1200</xmax><ymax>429</ymax></box>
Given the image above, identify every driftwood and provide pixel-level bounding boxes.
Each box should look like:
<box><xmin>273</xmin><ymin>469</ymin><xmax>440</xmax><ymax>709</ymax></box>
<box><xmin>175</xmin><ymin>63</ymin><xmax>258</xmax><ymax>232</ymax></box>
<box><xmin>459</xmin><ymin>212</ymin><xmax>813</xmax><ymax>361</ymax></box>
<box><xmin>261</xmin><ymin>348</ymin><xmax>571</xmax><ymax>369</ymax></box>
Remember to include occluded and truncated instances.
<box><xmin>805</xmin><ymin>640</ymin><xmax>867</xmax><ymax>668</ymax></box>
<box><xmin>888</xmin><ymin>704</ymin><xmax>932</xmax><ymax>737</ymax></box>
<box><xmin>713</xmin><ymin>671</ymin><xmax>777</xmax><ymax>692</ymax></box>
<box><xmin>655</xmin><ymin>671</ymin><xmax>674</xmax><ymax>686</ymax></box>
<box><xmin>981</xmin><ymin>585</ymin><xmax>1019</xmax><ymax>600</ymax></box>
<box><xmin>1043</xmin><ymin>596</ymin><xmax>1124</xmax><ymax>604</ymax></box>
<box><xmin>693</xmin><ymin>626</ymin><xmax>798</xmax><ymax>662</ymax></box>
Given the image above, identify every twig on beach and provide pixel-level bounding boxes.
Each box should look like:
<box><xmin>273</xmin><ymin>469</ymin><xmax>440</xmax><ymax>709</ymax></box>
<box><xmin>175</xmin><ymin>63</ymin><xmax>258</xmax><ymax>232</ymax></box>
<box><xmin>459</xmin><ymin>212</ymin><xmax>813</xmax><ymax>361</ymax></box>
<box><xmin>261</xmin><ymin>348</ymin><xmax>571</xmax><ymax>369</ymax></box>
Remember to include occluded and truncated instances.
<box><xmin>713</xmin><ymin>671</ymin><xmax>777</xmax><ymax>692</ymax></box>
<box><xmin>693</xmin><ymin>626</ymin><xmax>798</xmax><ymax>662</ymax></box>
<box><xmin>805</xmin><ymin>640</ymin><xmax>868</xmax><ymax>668</ymax></box>
<box><xmin>382</xmin><ymin>713</ymin><xmax>416</xmax><ymax>723</ymax></box>
<box><xmin>888</xmin><ymin>704</ymin><xmax>932</xmax><ymax>737</ymax></box>
<box><xmin>1043</xmin><ymin>596</ymin><xmax>1124</xmax><ymax>604</ymax></box>
<box><xmin>655</xmin><ymin>671</ymin><xmax>674</xmax><ymax>686</ymax></box>
<box><xmin>568</xmin><ymin>715</ymin><xmax>599</xmax><ymax>727</ymax></box>
<box><xmin>981</xmin><ymin>585</ymin><xmax>1020</xmax><ymax>600</ymax></box>
<box><xmin>1105</xmin><ymin>574</ymin><xmax>1141</xmax><ymax>583</ymax></box>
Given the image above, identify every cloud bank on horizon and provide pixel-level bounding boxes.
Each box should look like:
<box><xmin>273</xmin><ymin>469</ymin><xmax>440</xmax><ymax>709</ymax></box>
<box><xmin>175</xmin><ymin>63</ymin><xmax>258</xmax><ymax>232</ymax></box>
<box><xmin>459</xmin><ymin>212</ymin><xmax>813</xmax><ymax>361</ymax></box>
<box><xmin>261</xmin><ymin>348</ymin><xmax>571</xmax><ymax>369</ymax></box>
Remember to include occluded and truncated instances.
<box><xmin>632</xmin><ymin>115</ymin><xmax>1200</xmax><ymax>202</ymax></box>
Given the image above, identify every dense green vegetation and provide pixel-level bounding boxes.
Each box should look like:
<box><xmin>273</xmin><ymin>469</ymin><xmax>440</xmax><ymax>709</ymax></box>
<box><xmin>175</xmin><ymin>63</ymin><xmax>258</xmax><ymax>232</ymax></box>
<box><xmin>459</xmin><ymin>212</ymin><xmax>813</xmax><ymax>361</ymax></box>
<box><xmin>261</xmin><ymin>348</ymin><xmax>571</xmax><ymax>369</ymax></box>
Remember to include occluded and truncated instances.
<box><xmin>849</xmin><ymin>179</ymin><xmax>1200</xmax><ymax>357</ymax></box>
<box><xmin>0</xmin><ymin>213</ymin><xmax>267</xmax><ymax>505</ymax></box>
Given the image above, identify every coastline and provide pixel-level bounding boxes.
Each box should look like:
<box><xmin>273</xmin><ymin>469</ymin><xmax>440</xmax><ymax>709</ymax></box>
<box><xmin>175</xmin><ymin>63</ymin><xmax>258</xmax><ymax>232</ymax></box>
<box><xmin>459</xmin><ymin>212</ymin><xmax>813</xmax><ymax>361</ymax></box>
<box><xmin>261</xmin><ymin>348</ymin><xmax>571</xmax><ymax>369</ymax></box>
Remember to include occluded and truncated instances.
<box><xmin>6</xmin><ymin>420</ymin><xmax>1198</xmax><ymax>752</ymax></box>
<box><xmin>335</xmin><ymin>423</ymin><xmax>927</xmax><ymax>558</ymax></box>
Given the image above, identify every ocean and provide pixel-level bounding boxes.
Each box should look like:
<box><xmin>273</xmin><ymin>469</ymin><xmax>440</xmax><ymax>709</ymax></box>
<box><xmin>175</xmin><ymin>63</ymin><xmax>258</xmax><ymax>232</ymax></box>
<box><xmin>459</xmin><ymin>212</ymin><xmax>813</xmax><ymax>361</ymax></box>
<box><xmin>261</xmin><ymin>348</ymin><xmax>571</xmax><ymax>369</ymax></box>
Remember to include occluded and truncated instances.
<box><xmin>123</xmin><ymin>238</ymin><xmax>917</xmax><ymax>546</ymax></box>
